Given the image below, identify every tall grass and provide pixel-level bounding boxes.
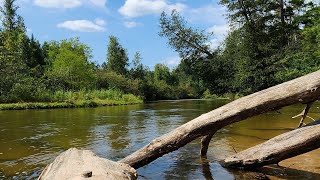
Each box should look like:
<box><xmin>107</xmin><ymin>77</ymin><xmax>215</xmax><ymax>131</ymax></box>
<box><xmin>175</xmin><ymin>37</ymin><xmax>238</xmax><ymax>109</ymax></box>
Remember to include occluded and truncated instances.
<box><xmin>0</xmin><ymin>89</ymin><xmax>143</xmax><ymax>110</ymax></box>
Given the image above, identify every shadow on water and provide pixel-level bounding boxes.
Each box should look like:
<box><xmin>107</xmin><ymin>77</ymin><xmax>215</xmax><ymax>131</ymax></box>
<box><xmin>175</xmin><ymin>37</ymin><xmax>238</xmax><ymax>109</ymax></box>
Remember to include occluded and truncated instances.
<box><xmin>258</xmin><ymin>165</ymin><xmax>320</xmax><ymax>180</ymax></box>
<box><xmin>246</xmin><ymin>127</ymin><xmax>295</xmax><ymax>131</ymax></box>
<box><xmin>200</xmin><ymin>160</ymin><xmax>320</xmax><ymax>180</ymax></box>
<box><xmin>200</xmin><ymin>158</ymin><xmax>270</xmax><ymax>180</ymax></box>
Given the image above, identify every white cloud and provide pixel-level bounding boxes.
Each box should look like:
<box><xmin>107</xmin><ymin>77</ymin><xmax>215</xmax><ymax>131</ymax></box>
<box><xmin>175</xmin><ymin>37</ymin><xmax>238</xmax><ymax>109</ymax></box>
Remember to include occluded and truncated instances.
<box><xmin>183</xmin><ymin>4</ymin><xmax>229</xmax><ymax>49</ymax></box>
<box><xmin>119</xmin><ymin>0</ymin><xmax>186</xmax><ymax>18</ymax></box>
<box><xmin>89</xmin><ymin>0</ymin><xmax>106</xmax><ymax>7</ymax></box>
<box><xmin>207</xmin><ymin>24</ymin><xmax>230</xmax><ymax>37</ymax></box>
<box><xmin>163</xmin><ymin>56</ymin><xmax>181</xmax><ymax>67</ymax></box>
<box><xmin>34</xmin><ymin>0</ymin><xmax>82</xmax><ymax>8</ymax></box>
<box><xmin>57</xmin><ymin>20</ymin><xmax>105</xmax><ymax>32</ymax></box>
<box><xmin>206</xmin><ymin>24</ymin><xmax>230</xmax><ymax>49</ymax></box>
<box><xmin>186</xmin><ymin>5</ymin><xmax>227</xmax><ymax>24</ymax></box>
<box><xmin>207</xmin><ymin>39</ymin><xmax>221</xmax><ymax>49</ymax></box>
<box><xmin>33</xmin><ymin>0</ymin><xmax>107</xmax><ymax>8</ymax></box>
<box><xmin>123</xmin><ymin>21</ymin><xmax>140</xmax><ymax>28</ymax></box>
<box><xmin>95</xmin><ymin>18</ymin><xmax>106</xmax><ymax>26</ymax></box>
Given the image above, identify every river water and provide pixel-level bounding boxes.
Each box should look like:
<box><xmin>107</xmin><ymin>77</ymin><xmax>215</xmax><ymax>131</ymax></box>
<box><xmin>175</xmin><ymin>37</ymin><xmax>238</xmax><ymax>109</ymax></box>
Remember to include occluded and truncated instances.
<box><xmin>0</xmin><ymin>100</ymin><xmax>319</xmax><ymax>179</ymax></box>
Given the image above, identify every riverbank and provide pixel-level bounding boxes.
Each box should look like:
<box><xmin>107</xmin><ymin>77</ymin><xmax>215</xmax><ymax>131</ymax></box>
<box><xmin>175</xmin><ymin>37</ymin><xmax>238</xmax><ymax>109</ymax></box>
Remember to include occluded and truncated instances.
<box><xmin>0</xmin><ymin>100</ymin><xmax>143</xmax><ymax>110</ymax></box>
<box><xmin>0</xmin><ymin>90</ymin><xmax>143</xmax><ymax>110</ymax></box>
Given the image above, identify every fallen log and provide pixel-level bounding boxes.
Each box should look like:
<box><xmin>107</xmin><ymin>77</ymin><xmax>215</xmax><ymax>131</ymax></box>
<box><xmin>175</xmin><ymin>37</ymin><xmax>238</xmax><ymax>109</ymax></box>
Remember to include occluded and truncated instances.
<box><xmin>120</xmin><ymin>70</ymin><xmax>320</xmax><ymax>168</ymax></box>
<box><xmin>39</xmin><ymin>71</ymin><xmax>320</xmax><ymax>179</ymax></box>
<box><xmin>38</xmin><ymin>148</ymin><xmax>137</xmax><ymax>180</ymax></box>
<box><xmin>221</xmin><ymin>119</ymin><xmax>320</xmax><ymax>168</ymax></box>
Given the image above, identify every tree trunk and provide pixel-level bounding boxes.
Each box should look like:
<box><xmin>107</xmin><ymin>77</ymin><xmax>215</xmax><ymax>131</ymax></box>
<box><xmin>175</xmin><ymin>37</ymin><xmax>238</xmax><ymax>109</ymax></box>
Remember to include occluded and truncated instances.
<box><xmin>221</xmin><ymin>119</ymin><xmax>320</xmax><ymax>168</ymax></box>
<box><xmin>119</xmin><ymin>70</ymin><xmax>320</xmax><ymax>169</ymax></box>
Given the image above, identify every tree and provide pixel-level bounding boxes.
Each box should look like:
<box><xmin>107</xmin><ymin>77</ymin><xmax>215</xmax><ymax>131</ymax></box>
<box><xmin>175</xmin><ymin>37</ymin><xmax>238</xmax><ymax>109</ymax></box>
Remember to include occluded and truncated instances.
<box><xmin>159</xmin><ymin>10</ymin><xmax>232</xmax><ymax>94</ymax></box>
<box><xmin>0</xmin><ymin>0</ymin><xmax>27</xmax><ymax>99</ymax></box>
<box><xmin>20</xmin><ymin>34</ymin><xmax>45</xmax><ymax>77</ymax></box>
<box><xmin>0</xmin><ymin>0</ymin><xmax>25</xmax><ymax>32</ymax></box>
<box><xmin>159</xmin><ymin>10</ymin><xmax>215</xmax><ymax>81</ymax></box>
<box><xmin>275</xmin><ymin>6</ymin><xmax>320</xmax><ymax>82</ymax></box>
<box><xmin>106</xmin><ymin>36</ymin><xmax>129</xmax><ymax>75</ymax></box>
<box><xmin>130</xmin><ymin>51</ymin><xmax>147</xmax><ymax>80</ymax></box>
<box><xmin>159</xmin><ymin>10</ymin><xmax>214</xmax><ymax>59</ymax></box>
<box><xmin>219</xmin><ymin>0</ymin><xmax>314</xmax><ymax>93</ymax></box>
<box><xmin>45</xmin><ymin>38</ymin><xmax>96</xmax><ymax>90</ymax></box>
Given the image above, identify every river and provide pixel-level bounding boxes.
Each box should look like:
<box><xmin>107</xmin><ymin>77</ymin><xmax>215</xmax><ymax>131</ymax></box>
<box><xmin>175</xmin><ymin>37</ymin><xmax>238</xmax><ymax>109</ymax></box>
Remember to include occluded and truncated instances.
<box><xmin>0</xmin><ymin>100</ymin><xmax>319</xmax><ymax>179</ymax></box>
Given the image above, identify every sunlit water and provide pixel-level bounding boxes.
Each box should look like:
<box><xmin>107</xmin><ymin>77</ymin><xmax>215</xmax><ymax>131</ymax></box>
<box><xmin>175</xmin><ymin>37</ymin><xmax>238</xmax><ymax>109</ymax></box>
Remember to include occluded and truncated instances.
<box><xmin>0</xmin><ymin>100</ymin><xmax>319</xmax><ymax>179</ymax></box>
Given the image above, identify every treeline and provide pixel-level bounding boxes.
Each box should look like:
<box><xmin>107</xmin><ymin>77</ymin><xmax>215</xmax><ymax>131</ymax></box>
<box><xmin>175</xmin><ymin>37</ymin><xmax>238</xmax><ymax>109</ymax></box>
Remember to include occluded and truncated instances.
<box><xmin>1</xmin><ymin>0</ymin><xmax>319</xmax><ymax>104</ymax></box>
<box><xmin>96</xmin><ymin>35</ymin><xmax>201</xmax><ymax>100</ymax></box>
<box><xmin>0</xmin><ymin>0</ymin><xmax>200</xmax><ymax>104</ymax></box>
<box><xmin>159</xmin><ymin>0</ymin><xmax>320</xmax><ymax>96</ymax></box>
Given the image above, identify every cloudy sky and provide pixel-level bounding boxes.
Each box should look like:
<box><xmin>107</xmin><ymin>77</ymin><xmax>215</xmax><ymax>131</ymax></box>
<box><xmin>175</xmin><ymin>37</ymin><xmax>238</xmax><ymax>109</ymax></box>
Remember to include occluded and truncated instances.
<box><xmin>13</xmin><ymin>0</ymin><xmax>229</xmax><ymax>68</ymax></box>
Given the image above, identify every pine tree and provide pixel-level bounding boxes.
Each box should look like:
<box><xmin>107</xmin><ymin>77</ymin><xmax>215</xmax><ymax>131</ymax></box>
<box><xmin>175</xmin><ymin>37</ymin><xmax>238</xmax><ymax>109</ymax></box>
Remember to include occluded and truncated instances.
<box><xmin>0</xmin><ymin>0</ymin><xmax>27</xmax><ymax>99</ymax></box>
<box><xmin>106</xmin><ymin>36</ymin><xmax>128</xmax><ymax>75</ymax></box>
<box><xmin>130</xmin><ymin>51</ymin><xmax>146</xmax><ymax>80</ymax></box>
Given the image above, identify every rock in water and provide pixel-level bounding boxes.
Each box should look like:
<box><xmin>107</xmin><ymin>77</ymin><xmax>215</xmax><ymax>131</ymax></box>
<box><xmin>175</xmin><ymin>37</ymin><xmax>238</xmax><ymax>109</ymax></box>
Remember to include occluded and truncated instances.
<box><xmin>38</xmin><ymin>148</ymin><xmax>137</xmax><ymax>180</ymax></box>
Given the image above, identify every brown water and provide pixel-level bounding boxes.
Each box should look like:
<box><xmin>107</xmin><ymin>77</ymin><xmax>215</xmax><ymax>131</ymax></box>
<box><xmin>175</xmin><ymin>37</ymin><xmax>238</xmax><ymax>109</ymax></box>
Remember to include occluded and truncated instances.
<box><xmin>0</xmin><ymin>100</ymin><xmax>319</xmax><ymax>179</ymax></box>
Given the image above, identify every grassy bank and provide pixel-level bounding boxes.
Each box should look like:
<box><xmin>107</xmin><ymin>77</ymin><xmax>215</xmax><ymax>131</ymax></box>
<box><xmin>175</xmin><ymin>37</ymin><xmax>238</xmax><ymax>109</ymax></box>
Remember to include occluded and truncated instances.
<box><xmin>0</xmin><ymin>90</ymin><xmax>143</xmax><ymax>110</ymax></box>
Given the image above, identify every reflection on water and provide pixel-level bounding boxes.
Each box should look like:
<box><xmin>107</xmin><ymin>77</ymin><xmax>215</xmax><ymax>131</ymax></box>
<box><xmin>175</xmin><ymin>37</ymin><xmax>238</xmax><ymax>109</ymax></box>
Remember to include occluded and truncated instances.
<box><xmin>0</xmin><ymin>100</ymin><xmax>319</xmax><ymax>179</ymax></box>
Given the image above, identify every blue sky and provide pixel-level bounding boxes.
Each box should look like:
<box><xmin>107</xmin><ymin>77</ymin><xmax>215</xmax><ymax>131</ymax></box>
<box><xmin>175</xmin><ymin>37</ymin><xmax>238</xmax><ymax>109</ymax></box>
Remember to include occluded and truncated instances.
<box><xmin>11</xmin><ymin>0</ymin><xmax>229</xmax><ymax>68</ymax></box>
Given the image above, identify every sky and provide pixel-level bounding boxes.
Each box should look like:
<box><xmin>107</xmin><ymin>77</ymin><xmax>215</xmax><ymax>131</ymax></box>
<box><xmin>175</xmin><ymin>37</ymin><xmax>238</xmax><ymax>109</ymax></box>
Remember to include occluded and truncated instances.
<box><xmin>10</xmin><ymin>0</ymin><xmax>230</xmax><ymax>68</ymax></box>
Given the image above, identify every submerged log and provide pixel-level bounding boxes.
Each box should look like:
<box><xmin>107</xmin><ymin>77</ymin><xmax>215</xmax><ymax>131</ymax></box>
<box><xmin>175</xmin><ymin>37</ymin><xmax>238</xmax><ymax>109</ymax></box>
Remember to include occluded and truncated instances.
<box><xmin>221</xmin><ymin>119</ymin><xmax>320</xmax><ymax>168</ymax></box>
<box><xmin>38</xmin><ymin>148</ymin><xmax>137</xmax><ymax>180</ymax></box>
<box><xmin>120</xmin><ymin>70</ymin><xmax>320</xmax><ymax>169</ymax></box>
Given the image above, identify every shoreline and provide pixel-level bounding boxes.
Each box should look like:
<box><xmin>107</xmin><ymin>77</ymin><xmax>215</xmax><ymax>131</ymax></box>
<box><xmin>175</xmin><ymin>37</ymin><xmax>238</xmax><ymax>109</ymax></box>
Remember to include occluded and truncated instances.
<box><xmin>0</xmin><ymin>99</ymin><xmax>143</xmax><ymax>111</ymax></box>
<box><xmin>0</xmin><ymin>98</ymin><xmax>233</xmax><ymax>111</ymax></box>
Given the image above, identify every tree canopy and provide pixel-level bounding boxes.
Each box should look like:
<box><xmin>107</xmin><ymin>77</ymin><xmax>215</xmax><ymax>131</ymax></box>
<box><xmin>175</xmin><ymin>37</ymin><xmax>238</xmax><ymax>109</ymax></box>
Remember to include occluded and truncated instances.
<box><xmin>159</xmin><ymin>0</ymin><xmax>320</xmax><ymax>95</ymax></box>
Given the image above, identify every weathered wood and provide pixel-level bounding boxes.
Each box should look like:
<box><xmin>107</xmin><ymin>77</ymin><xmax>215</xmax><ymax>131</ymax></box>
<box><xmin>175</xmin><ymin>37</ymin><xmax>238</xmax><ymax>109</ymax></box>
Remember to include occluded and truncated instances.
<box><xmin>295</xmin><ymin>101</ymin><xmax>314</xmax><ymax>127</ymax></box>
<box><xmin>200</xmin><ymin>131</ymin><xmax>216</xmax><ymax>157</ymax></box>
<box><xmin>119</xmin><ymin>70</ymin><xmax>320</xmax><ymax>169</ymax></box>
<box><xmin>38</xmin><ymin>148</ymin><xmax>137</xmax><ymax>180</ymax></box>
<box><xmin>221</xmin><ymin>119</ymin><xmax>320</xmax><ymax>168</ymax></box>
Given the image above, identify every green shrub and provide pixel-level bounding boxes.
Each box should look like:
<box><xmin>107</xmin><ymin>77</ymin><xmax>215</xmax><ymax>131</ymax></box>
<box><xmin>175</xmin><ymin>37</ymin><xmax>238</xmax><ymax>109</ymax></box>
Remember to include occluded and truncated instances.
<box><xmin>202</xmin><ymin>89</ymin><xmax>218</xmax><ymax>99</ymax></box>
<box><xmin>5</xmin><ymin>77</ymin><xmax>51</xmax><ymax>103</ymax></box>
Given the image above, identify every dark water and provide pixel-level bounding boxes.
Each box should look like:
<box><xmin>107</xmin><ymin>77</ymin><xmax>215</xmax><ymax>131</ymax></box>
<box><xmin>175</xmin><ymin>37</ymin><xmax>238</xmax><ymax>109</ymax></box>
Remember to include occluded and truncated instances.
<box><xmin>0</xmin><ymin>100</ymin><xmax>319</xmax><ymax>179</ymax></box>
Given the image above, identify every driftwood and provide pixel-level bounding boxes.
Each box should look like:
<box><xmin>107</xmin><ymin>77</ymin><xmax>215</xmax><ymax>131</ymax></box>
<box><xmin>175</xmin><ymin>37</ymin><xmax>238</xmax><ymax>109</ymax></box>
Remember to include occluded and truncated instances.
<box><xmin>221</xmin><ymin>119</ymin><xmax>320</xmax><ymax>168</ymax></box>
<box><xmin>119</xmin><ymin>70</ymin><xmax>320</xmax><ymax>168</ymax></box>
<box><xmin>38</xmin><ymin>148</ymin><xmax>137</xmax><ymax>180</ymax></box>
<box><xmin>39</xmin><ymin>71</ymin><xmax>320</xmax><ymax>179</ymax></box>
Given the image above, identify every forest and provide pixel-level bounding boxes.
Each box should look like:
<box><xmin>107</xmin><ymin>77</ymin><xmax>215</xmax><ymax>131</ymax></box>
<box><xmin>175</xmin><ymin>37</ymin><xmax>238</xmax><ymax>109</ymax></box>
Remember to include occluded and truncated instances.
<box><xmin>0</xmin><ymin>0</ymin><xmax>319</xmax><ymax>107</ymax></box>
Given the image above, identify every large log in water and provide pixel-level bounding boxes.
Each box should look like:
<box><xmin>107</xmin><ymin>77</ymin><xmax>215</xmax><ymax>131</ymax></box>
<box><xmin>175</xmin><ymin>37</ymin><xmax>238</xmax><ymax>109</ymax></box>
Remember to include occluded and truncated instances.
<box><xmin>221</xmin><ymin>120</ymin><xmax>320</xmax><ymax>168</ymax></box>
<box><xmin>119</xmin><ymin>70</ymin><xmax>320</xmax><ymax>168</ymax></box>
<box><xmin>38</xmin><ymin>148</ymin><xmax>137</xmax><ymax>180</ymax></box>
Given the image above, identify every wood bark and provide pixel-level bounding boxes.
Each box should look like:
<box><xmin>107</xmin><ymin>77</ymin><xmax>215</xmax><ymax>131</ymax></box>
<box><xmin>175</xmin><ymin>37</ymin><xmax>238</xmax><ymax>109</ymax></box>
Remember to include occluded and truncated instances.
<box><xmin>221</xmin><ymin>119</ymin><xmax>320</xmax><ymax>168</ymax></box>
<box><xmin>200</xmin><ymin>131</ymin><xmax>216</xmax><ymax>157</ymax></box>
<box><xmin>119</xmin><ymin>70</ymin><xmax>320</xmax><ymax>169</ymax></box>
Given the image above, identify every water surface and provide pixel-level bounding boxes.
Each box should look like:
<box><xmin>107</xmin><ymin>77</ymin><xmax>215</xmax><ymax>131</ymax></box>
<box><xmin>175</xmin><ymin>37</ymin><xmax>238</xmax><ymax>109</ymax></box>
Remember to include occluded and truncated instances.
<box><xmin>0</xmin><ymin>100</ymin><xmax>319</xmax><ymax>179</ymax></box>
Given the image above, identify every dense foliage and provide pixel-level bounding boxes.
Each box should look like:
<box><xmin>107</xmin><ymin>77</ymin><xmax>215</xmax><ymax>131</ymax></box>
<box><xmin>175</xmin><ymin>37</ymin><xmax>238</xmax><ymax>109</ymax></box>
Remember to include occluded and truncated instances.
<box><xmin>0</xmin><ymin>0</ymin><xmax>319</xmax><ymax>105</ymax></box>
<box><xmin>159</xmin><ymin>1</ymin><xmax>320</xmax><ymax>96</ymax></box>
<box><xmin>0</xmin><ymin>0</ymin><xmax>198</xmax><ymax>103</ymax></box>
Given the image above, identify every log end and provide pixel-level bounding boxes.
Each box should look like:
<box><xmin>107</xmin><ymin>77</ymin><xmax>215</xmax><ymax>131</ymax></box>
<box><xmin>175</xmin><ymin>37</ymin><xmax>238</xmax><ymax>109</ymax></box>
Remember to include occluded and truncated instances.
<box><xmin>38</xmin><ymin>148</ymin><xmax>138</xmax><ymax>180</ymax></box>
